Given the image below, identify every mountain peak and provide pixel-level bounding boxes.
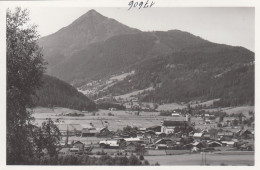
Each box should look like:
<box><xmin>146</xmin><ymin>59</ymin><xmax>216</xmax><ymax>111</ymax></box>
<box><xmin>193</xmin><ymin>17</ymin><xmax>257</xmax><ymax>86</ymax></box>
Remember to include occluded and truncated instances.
<box><xmin>72</xmin><ymin>9</ymin><xmax>106</xmax><ymax>25</ymax></box>
<box><xmin>39</xmin><ymin>8</ymin><xmax>140</xmax><ymax>68</ymax></box>
<box><xmin>87</xmin><ymin>9</ymin><xmax>99</xmax><ymax>15</ymax></box>
<box><xmin>83</xmin><ymin>9</ymin><xmax>104</xmax><ymax>18</ymax></box>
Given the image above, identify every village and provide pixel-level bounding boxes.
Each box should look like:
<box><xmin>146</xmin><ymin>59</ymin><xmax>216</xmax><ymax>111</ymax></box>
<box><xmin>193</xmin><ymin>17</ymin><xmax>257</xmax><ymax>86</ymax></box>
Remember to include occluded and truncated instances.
<box><xmin>33</xmin><ymin>103</ymin><xmax>255</xmax><ymax>165</ymax></box>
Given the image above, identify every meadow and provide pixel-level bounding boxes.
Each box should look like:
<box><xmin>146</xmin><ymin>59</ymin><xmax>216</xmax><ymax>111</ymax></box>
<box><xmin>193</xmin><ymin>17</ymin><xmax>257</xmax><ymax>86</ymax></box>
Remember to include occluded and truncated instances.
<box><xmin>145</xmin><ymin>151</ymin><xmax>254</xmax><ymax>165</ymax></box>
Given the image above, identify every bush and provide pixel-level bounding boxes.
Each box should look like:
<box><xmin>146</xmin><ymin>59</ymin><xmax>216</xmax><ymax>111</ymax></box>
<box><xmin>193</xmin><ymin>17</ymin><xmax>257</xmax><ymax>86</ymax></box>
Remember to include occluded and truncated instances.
<box><xmin>144</xmin><ymin>160</ymin><xmax>150</xmax><ymax>165</ymax></box>
<box><xmin>139</xmin><ymin>155</ymin><xmax>144</xmax><ymax>160</ymax></box>
<box><xmin>217</xmin><ymin>123</ymin><xmax>222</xmax><ymax>127</ymax></box>
<box><xmin>96</xmin><ymin>150</ymin><xmax>107</xmax><ymax>155</ymax></box>
<box><xmin>108</xmin><ymin>112</ymin><xmax>114</xmax><ymax>116</ymax></box>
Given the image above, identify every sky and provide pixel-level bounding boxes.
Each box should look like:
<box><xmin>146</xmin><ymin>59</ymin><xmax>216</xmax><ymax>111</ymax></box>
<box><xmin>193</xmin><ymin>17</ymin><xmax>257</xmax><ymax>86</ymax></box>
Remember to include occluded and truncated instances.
<box><xmin>27</xmin><ymin>7</ymin><xmax>254</xmax><ymax>51</ymax></box>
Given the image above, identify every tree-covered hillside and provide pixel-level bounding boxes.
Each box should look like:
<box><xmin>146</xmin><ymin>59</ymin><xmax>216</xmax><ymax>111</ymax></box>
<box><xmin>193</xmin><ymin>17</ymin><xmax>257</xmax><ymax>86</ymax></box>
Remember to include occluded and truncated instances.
<box><xmin>32</xmin><ymin>75</ymin><xmax>96</xmax><ymax>111</ymax></box>
<box><xmin>104</xmin><ymin>46</ymin><xmax>254</xmax><ymax>107</ymax></box>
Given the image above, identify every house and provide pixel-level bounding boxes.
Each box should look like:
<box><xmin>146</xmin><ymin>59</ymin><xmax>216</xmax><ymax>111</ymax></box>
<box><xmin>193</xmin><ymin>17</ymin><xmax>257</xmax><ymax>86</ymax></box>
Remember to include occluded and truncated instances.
<box><xmin>73</xmin><ymin>141</ymin><xmax>84</xmax><ymax>151</ymax></box>
<box><xmin>124</xmin><ymin>137</ymin><xmax>142</xmax><ymax>143</ymax></box>
<box><xmin>237</xmin><ymin>129</ymin><xmax>253</xmax><ymax>139</ymax></box>
<box><xmin>58</xmin><ymin>124</ymin><xmax>83</xmax><ymax>136</ymax></box>
<box><xmin>99</xmin><ymin>139</ymin><xmax>120</xmax><ymax>148</ymax></box>
<box><xmin>174</xmin><ymin>138</ymin><xmax>184</xmax><ymax>145</ymax></box>
<box><xmin>81</xmin><ymin>128</ymin><xmax>99</xmax><ymax>137</ymax></box>
<box><xmin>221</xmin><ymin>141</ymin><xmax>235</xmax><ymax>147</ymax></box>
<box><xmin>81</xmin><ymin>127</ymin><xmax>110</xmax><ymax>137</ymax></box>
<box><xmin>59</xmin><ymin>148</ymin><xmax>70</xmax><ymax>155</ymax></box>
<box><xmin>70</xmin><ymin>147</ymin><xmax>80</xmax><ymax>153</ymax></box>
<box><xmin>235</xmin><ymin>140</ymin><xmax>254</xmax><ymax>151</ymax></box>
<box><xmin>182</xmin><ymin>143</ymin><xmax>192</xmax><ymax>149</ymax></box>
<box><xmin>152</xmin><ymin>139</ymin><xmax>169</xmax><ymax>149</ymax></box>
<box><xmin>204</xmin><ymin>114</ymin><xmax>210</xmax><ymax>118</ymax></box>
<box><xmin>209</xmin><ymin>114</ymin><xmax>215</xmax><ymax>119</ymax></box>
<box><xmin>191</xmin><ymin>146</ymin><xmax>199</xmax><ymax>152</ymax></box>
<box><xmin>171</xmin><ymin>113</ymin><xmax>180</xmax><ymax>117</ymax></box>
<box><xmin>217</xmin><ymin>131</ymin><xmax>234</xmax><ymax>140</ymax></box>
<box><xmin>138</xmin><ymin>127</ymin><xmax>147</xmax><ymax>131</ymax></box>
<box><xmin>142</xmin><ymin>137</ymin><xmax>152</xmax><ymax>144</ymax></box>
<box><xmin>161</xmin><ymin>120</ymin><xmax>189</xmax><ymax>134</ymax></box>
<box><xmin>96</xmin><ymin>128</ymin><xmax>111</xmax><ymax>137</ymax></box>
<box><xmin>166</xmin><ymin>140</ymin><xmax>176</xmax><ymax>148</ymax></box>
<box><xmin>155</xmin><ymin>144</ymin><xmax>168</xmax><ymax>150</ymax></box>
<box><xmin>240</xmin><ymin>143</ymin><xmax>254</xmax><ymax>151</ymax></box>
<box><xmin>181</xmin><ymin>133</ymin><xmax>188</xmax><ymax>138</ymax></box>
<box><xmin>147</xmin><ymin>125</ymin><xmax>161</xmax><ymax>132</ymax></box>
<box><xmin>125</xmin><ymin>142</ymin><xmax>142</xmax><ymax>152</ymax></box>
<box><xmin>117</xmin><ymin>137</ymin><xmax>143</xmax><ymax>149</ymax></box>
<box><xmin>223</xmin><ymin>120</ymin><xmax>234</xmax><ymax>126</ymax></box>
<box><xmin>155</xmin><ymin>138</ymin><xmax>173</xmax><ymax>145</ymax></box>
<box><xmin>193</xmin><ymin>133</ymin><xmax>203</xmax><ymax>139</ymax></box>
<box><xmin>174</xmin><ymin>131</ymin><xmax>182</xmax><ymax>138</ymax></box>
<box><xmin>136</xmin><ymin>132</ymin><xmax>144</xmax><ymax>139</ymax></box>
<box><xmin>192</xmin><ymin>141</ymin><xmax>204</xmax><ymax>149</ymax></box>
<box><xmin>189</xmin><ymin>131</ymin><xmax>194</xmax><ymax>137</ymax></box>
<box><xmin>109</xmin><ymin>108</ymin><xmax>117</xmax><ymax>111</ymax></box>
<box><xmin>144</xmin><ymin>130</ymin><xmax>156</xmax><ymax>136</ymax></box>
<box><xmin>205</xmin><ymin>119</ymin><xmax>211</xmax><ymax>124</ymax></box>
<box><xmin>207</xmin><ymin>141</ymin><xmax>222</xmax><ymax>147</ymax></box>
<box><xmin>203</xmin><ymin>132</ymin><xmax>211</xmax><ymax>139</ymax></box>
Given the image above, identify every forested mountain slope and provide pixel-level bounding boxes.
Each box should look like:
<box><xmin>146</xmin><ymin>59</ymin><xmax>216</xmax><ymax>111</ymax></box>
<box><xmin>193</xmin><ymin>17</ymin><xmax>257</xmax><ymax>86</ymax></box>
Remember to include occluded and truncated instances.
<box><xmin>32</xmin><ymin>75</ymin><xmax>96</xmax><ymax>111</ymax></box>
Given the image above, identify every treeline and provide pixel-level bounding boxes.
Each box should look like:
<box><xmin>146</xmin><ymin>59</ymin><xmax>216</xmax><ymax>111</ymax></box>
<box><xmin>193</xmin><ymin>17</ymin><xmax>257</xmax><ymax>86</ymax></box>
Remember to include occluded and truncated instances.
<box><xmin>29</xmin><ymin>154</ymin><xmax>150</xmax><ymax>165</ymax></box>
<box><xmin>97</xmin><ymin>102</ymin><xmax>126</xmax><ymax>110</ymax></box>
<box><xmin>32</xmin><ymin>75</ymin><xmax>96</xmax><ymax>111</ymax></box>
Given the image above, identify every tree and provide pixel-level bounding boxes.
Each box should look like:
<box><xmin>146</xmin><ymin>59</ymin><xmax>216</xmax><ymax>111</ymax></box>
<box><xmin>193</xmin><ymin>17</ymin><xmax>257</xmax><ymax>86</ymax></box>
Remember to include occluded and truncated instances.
<box><xmin>217</xmin><ymin>123</ymin><xmax>222</xmax><ymax>128</ymax></box>
<box><xmin>33</xmin><ymin>118</ymin><xmax>61</xmax><ymax>160</ymax></box>
<box><xmin>219</xmin><ymin>115</ymin><xmax>225</xmax><ymax>122</ymax></box>
<box><xmin>7</xmin><ymin>8</ymin><xmax>45</xmax><ymax>164</ymax></box>
<box><xmin>248</xmin><ymin>111</ymin><xmax>254</xmax><ymax>116</ymax></box>
<box><xmin>208</xmin><ymin>128</ymin><xmax>218</xmax><ymax>139</ymax></box>
<box><xmin>233</xmin><ymin>119</ymin><xmax>239</xmax><ymax>126</ymax></box>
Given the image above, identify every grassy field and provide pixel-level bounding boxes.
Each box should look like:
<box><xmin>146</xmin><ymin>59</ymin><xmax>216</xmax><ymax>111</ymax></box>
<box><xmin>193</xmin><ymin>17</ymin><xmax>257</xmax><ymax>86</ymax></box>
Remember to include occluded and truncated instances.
<box><xmin>204</xmin><ymin>106</ymin><xmax>254</xmax><ymax>117</ymax></box>
<box><xmin>145</xmin><ymin>151</ymin><xmax>254</xmax><ymax>165</ymax></box>
<box><xmin>157</xmin><ymin>103</ymin><xmax>186</xmax><ymax>111</ymax></box>
<box><xmin>190</xmin><ymin>99</ymin><xmax>220</xmax><ymax>107</ymax></box>
<box><xmin>114</xmin><ymin>87</ymin><xmax>154</xmax><ymax>100</ymax></box>
<box><xmin>32</xmin><ymin>106</ymin><xmax>253</xmax><ymax>132</ymax></box>
<box><xmin>32</xmin><ymin>107</ymin><xmax>170</xmax><ymax>131</ymax></box>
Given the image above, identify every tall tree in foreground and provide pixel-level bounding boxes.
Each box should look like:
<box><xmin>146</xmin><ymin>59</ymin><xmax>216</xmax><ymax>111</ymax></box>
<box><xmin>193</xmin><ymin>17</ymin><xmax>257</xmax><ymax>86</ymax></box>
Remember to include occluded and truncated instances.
<box><xmin>7</xmin><ymin>7</ymin><xmax>45</xmax><ymax>164</ymax></box>
<box><xmin>32</xmin><ymin>118</ymin><xmax>61</xmax><ymax>161</ymax></box>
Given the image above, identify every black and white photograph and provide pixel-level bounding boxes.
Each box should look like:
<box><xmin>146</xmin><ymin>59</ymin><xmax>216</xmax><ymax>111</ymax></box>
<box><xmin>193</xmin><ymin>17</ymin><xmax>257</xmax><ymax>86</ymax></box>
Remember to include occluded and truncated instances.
<box><xmin>0</xmin><ymin>0</ymin><xmax>257</xmax><ymax>167</ymax></box>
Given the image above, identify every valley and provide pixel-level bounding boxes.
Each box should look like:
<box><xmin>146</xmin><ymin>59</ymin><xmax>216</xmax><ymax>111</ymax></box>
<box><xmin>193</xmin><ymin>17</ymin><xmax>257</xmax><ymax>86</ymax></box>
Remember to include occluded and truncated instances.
<box><xmin>13</xmin><ymin>8</ymin><xmax>254</xmax><ymax>166</ymax></box>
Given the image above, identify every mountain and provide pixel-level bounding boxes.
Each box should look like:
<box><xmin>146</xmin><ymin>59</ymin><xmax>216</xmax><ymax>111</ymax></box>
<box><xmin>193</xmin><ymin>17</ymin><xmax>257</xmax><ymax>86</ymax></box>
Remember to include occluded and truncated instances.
<box><xmin>43</xmin><ymin>30</ymin><xmax>215</xmax><ymax>83</ymax></box>
<box><xmin>39</xmin><ymin>9</ymin><xmax>254</xmax><ymax>107</ymax></box>
<box><xmin>91</xmin><ymin>37</ymin><xmax>254</xmax><ymax>107</ymax></box>
<box><xmin>39</xmin><ymin>9</ymin><xmax>140</xmax><ymax>72</ymax></box>
<box><xmin>32</xmin><ymin>75</ymin><xmax>96</xmax><ymax>111</ymax></box>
